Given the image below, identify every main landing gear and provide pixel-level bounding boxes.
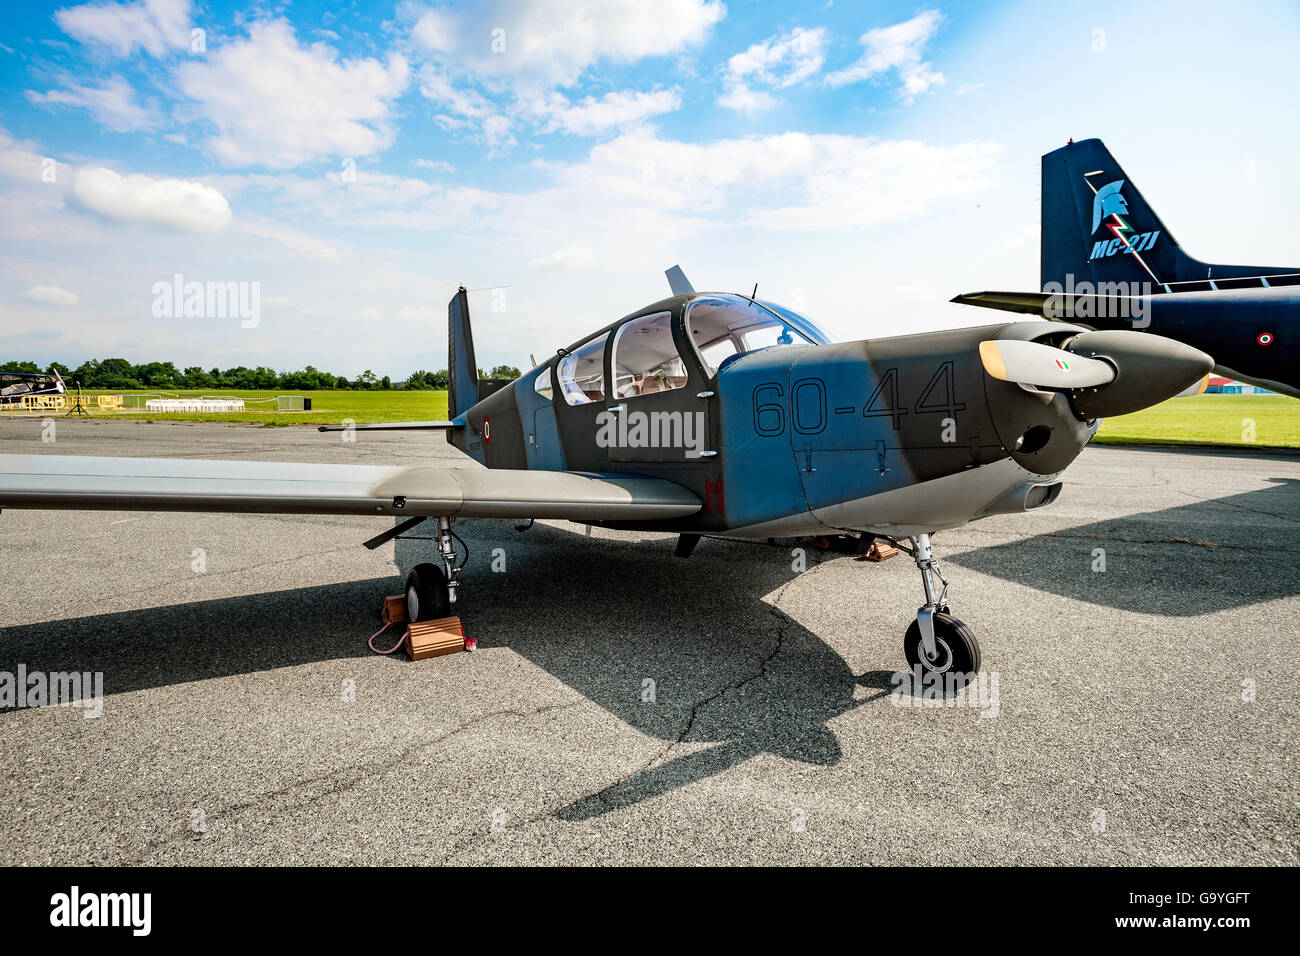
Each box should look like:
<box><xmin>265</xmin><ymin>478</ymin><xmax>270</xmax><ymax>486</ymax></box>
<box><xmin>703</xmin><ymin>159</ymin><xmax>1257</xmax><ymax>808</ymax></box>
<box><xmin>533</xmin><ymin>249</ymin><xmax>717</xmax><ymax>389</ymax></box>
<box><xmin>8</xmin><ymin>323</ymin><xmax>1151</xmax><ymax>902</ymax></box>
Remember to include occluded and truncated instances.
<box><xmin>900</xmin><ymin>532</ymin><xmax>981</xmax><ymax>690</ymax></box>
<box><xmin>405</xmin><ymin>516</ymin><xmax>461</xmax><ymax>623</ymax></box>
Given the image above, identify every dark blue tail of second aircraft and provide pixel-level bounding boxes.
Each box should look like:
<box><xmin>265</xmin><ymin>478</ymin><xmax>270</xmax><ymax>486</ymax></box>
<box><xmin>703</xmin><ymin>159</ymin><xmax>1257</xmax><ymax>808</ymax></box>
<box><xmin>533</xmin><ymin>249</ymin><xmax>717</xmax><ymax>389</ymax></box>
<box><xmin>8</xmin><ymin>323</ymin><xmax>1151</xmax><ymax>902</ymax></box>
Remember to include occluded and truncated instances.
<box><xmin>1041</xmin><ymin>138</ymin><xmax>1299</xmax><ymax>293</ymax></box>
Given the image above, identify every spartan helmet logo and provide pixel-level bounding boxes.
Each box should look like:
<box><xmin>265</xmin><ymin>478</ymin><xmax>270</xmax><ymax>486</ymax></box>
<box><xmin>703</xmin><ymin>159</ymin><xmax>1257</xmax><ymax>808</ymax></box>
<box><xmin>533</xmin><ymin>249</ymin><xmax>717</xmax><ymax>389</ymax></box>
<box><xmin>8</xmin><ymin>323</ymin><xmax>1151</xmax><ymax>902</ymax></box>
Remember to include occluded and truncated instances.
<box><xmin>1091</xmin><ymin>179</ymin><xmax>1128</xmax><ymax>233</ymax></box>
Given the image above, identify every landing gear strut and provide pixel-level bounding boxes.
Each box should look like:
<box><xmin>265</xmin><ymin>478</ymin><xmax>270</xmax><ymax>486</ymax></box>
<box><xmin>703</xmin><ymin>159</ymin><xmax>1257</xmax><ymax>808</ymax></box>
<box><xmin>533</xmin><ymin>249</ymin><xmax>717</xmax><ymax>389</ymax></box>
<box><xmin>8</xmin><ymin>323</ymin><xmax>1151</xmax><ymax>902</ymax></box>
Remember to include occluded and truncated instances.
<box><xmin>404</xmin><ymin>516</ymin><xmax>461</xmax><ymax>623</ymax></box>
<box><xmin>902</xmin><ymin>532</ymin><xmax>980</xmax><ymax>689</ymax></box>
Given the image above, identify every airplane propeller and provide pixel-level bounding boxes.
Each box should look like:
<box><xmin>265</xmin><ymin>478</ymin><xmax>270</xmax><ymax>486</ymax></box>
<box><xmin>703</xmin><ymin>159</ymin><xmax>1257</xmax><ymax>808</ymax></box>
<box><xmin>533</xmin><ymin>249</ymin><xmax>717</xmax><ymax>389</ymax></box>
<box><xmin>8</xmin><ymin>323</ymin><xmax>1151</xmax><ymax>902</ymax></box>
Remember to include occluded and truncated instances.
<box><xmin>978</xmin><ymin>339</ymin><xmax>1115</xmax><ymax>388</ymax></box>
<box><xmin>980</xmin><ymin>330</ymin><xmax>1213</xmax><ymax>419</ymax></box>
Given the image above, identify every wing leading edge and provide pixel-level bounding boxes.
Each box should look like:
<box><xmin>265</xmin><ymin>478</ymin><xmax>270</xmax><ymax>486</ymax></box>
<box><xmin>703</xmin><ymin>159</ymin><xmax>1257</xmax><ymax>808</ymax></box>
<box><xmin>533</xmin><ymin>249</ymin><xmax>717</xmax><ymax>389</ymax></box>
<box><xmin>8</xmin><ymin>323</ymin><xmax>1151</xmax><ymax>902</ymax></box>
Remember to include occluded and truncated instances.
<box><xmin>0</xmin><ymin>455</ymin><xmax>701</xmax><ymax>521</ymax></box>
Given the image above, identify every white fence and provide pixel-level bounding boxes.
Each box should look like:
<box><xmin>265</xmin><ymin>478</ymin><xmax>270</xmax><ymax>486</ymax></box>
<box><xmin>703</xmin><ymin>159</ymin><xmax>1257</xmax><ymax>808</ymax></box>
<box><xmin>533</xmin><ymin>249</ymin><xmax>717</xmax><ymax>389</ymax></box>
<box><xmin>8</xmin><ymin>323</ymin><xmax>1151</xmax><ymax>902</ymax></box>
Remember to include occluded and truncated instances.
<box><xmin>145</xmin><ymin>398</ymin><xmax>246</xmax><ymax>412</ymax></box>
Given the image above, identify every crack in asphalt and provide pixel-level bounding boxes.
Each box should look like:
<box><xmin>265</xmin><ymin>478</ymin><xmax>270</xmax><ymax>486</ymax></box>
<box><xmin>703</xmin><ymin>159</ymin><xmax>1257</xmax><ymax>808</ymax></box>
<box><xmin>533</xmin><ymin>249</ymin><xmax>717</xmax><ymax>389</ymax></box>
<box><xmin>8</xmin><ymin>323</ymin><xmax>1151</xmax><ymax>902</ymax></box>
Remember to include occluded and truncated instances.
<box><xmin>945</xmin><ymin>523</ymin><xmax>1294</xmax><ymax>556</ymax></box>
<box><xmin>1041</xmin><ymin>530</ymin><xmax>1299</xmax><ymax>554</ymax></box>
<box><xmin>415</xmin><ymin>552</ymin><xmax>842</xmax><ymax>864</ymax></box>
<box><xmin>523</xmin><ymin>550</ymin><xmax>829</xmax><ymax>827</ymax></box>
<box><xmin>123</xmin><ymin>699</ymin><xmax>584</xmax><ymax>864</ymax></box>
<box><xmin>1172</xmin><ymin>488</ymin><xmax>1297</xmax><ymax>524</ymax></box>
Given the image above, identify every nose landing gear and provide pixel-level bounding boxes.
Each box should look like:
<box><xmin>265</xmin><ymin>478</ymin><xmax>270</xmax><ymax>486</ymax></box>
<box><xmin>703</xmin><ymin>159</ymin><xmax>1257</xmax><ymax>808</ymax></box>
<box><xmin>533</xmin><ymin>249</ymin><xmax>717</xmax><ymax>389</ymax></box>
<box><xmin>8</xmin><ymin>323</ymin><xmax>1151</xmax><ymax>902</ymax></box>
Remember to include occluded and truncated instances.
<box><xmin>901</xmin><ymin>533</ymin><xmax>981</xmax><ymax>690</ymax></box>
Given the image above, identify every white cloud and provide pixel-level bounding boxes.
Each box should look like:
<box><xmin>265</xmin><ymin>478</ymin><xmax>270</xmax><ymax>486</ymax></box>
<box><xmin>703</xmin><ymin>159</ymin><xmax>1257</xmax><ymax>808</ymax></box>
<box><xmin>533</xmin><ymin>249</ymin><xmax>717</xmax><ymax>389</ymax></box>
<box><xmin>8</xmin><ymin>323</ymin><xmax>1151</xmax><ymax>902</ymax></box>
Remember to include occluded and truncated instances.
<box><xmin>238</xmin><ymin>221</ymin><xmax>344</xmax><ymax>263</ymax></box>
<box><xmin>407</xmin><ymin>0</ymin><xmax>721</xmax><ymax>149</ymax></box>
<box><xmin>0</xmin><ymin>130</ymin><xmax>108</xmax><ymax>244</ymax></box>
<box><xmin>72</xmin><ymin>167</ymin><xmax>233</xmax><ymax>232</ymax></box>
<box><xmin>26</xmin><ymin>76</ymin><xmax>155</xmax><ymax>133</ymax></box>
<box><xmin>412</xmin><ymin>158</ymin><xmax>456</xmax><ymax>173</ymax></box>
<box><xmin>718</xmin><ymin>26</ymin><xmax>826</xmax><ymax>114</ymax></box>
<box><xmin>355</xmin><ymin>306</ymin><xmax>382</xmax><ymax>321</ymax></box>
<box><xmin>175</xmin><ymin>19</ymin><xmax>409</xmax><ymax>168</ymax></box>
<box><xmin>407</xmin><ymin>0</ymin><xmax>725</xmax><ymax>89</ymax></box>
<box><xmin>481</xmin><ymin>115</ymin><xmax>516</xmax><ymax>152</ymax></box>
<box><xmin>54</xmin><ymin>0</ymin><xmax>192</xmax><ymax>58</ymax></box>
<box><xmin>204</xmin><ymin>166</ymin><xmax>501</xmax><ymax>230</ymax></box>
<box><xmin>528</xmin><ymin>246</ymin><xmax>597</xmax><ymax>270</ymax></box>
<box><xmin>396</xmin><ymin>305</ymin><xmax>441</xmax><ymax>321</ymax></box>
<box><xmin>715</xmin><ymin>85</ymin><xmax>774</xmax><ymax>115</ymax></box>
<box><xmin>533</xmin><ymin>89</ymin><xmax>682</xmax><ymax>135</ymax></box>
<box><xmin>745</xmin><ymin>137</ymin><xmax>998</xmax><ymax>230</ymax></box>
<box><xmin>525</xmin><ymin>129</ymin><xmax>998</xmax><ymax>237</ymax></box>
<box><xmin>417</xmin><ymin>67</ymin><xmax>516</xmax><ymax>152</ymax></box>
<box><xmin>0</xmin><ymin>129</ymin><xmax>52</xmax><ymax>184</ymax></box>
<box><xmin>825</xmin><ymin>10</ymin><xmax>946</xmax><ymax>103</ymax></box>
<box><xmin>24</xmin><ymin>285</ymin><xmax>80</xmax><ymax>306</ymax></box>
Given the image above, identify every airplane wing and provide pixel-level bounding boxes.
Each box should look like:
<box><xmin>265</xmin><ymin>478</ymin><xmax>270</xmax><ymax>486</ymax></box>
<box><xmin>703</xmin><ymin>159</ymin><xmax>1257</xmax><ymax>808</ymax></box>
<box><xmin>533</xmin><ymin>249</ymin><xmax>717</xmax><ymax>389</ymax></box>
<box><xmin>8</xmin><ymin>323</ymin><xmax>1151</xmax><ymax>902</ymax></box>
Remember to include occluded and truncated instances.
<box><xmin>0</xmin><ymin>454</ymin><xmax>701</xmax><ymax>521</ymax></box>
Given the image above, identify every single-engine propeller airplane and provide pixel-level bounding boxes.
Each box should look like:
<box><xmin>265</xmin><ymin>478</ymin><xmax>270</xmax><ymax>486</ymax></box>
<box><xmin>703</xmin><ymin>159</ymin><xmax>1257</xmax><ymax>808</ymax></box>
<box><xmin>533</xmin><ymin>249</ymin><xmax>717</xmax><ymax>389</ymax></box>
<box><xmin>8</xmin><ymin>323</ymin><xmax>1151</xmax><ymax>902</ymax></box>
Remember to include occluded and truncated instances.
<box><xmin>0</xmin><ymin>268</ymin><xmax>1212</xmax><ymax>688</ymax></box>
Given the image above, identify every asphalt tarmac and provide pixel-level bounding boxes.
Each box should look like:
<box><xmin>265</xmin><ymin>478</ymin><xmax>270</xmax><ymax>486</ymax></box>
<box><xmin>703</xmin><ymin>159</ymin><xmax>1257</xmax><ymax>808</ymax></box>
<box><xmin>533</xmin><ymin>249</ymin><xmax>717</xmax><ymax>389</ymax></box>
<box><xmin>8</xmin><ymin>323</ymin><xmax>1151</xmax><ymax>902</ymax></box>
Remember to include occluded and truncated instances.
<box><xmin>1</xmin><ymin>418</ymin><xmax>1296</xmax><ymax>865</ymax></box>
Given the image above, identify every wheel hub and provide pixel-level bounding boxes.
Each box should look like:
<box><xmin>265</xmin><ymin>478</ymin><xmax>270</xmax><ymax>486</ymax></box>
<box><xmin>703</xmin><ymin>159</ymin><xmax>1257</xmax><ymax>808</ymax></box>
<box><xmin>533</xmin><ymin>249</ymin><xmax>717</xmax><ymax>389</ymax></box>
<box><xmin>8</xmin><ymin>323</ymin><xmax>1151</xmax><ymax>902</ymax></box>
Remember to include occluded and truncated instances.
<box><xmin>921</xmin><ymin>636</ymin><xmax>954</xmax><ymax>673</ymax></box>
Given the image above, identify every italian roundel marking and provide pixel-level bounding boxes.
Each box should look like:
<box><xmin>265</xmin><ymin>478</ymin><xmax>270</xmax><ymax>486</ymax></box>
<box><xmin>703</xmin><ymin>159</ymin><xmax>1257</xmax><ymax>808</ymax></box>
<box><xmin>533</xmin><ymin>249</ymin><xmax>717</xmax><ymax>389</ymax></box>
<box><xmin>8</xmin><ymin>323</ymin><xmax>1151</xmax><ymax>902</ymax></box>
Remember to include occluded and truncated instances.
<box><xmin>1257</xmin><ymin>332</ymin><xmax>1274</xmax><ymax>346</ymax></box>
<box><xmin>483</xmin><ymin>417</ymin><xmax>491</xmax><ymax>442</ymax></box>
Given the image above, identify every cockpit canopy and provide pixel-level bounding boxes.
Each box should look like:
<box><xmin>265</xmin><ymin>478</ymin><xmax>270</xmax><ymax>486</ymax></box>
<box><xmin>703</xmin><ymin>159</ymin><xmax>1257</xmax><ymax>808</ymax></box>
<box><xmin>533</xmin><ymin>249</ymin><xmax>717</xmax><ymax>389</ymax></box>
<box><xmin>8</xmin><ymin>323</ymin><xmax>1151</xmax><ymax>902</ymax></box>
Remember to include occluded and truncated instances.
<box><xmin>551</xmin><ymin>292</ymin><xmax>835</xmax><ymax>406</ymax></box>
<box><xmin>685</xmin><ymin>293</ymin><xmax>834</xmax><ymax>376</ymax></box>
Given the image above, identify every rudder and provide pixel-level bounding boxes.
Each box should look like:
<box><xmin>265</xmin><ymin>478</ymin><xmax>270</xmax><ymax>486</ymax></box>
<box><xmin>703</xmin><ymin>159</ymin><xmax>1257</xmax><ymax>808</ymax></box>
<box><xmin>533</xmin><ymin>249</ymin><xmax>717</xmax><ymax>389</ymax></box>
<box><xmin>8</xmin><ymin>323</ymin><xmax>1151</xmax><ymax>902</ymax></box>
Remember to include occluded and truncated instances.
<box><xmin>447</xmin><ymin>285</ymin><xmax>478</xmax><ymax>420</ymax></box>
<box><xmin>1041</xmin><ymin>138</ymin><xmax>1181</xmax><ymax>291</ymax></box>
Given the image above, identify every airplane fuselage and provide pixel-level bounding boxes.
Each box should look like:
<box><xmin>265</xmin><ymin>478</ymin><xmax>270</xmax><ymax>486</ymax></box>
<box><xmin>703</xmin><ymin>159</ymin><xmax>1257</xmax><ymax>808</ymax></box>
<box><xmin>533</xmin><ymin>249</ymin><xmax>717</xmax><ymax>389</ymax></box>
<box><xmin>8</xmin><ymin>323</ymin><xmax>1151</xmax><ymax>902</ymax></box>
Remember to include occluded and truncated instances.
<box><xmin>453</xmin><ymin>294</ymin><xmax>1098</xmax><ymax>538</ymax></box>
<box><xmin>1060</xmin><ymin>286</ymin><xmax>1300</xmax><ymax>398</ymax></box>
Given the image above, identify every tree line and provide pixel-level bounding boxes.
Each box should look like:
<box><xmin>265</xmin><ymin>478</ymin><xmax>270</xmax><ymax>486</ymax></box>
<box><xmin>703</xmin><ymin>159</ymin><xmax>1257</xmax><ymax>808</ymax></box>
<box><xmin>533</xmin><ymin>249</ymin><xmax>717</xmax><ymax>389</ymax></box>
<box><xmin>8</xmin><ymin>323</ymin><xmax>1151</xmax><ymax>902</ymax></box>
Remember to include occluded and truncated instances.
<box><xmin>0</xmin><ymin>359</ymin><xmax>522</xmax><ymax>391</ymax></box>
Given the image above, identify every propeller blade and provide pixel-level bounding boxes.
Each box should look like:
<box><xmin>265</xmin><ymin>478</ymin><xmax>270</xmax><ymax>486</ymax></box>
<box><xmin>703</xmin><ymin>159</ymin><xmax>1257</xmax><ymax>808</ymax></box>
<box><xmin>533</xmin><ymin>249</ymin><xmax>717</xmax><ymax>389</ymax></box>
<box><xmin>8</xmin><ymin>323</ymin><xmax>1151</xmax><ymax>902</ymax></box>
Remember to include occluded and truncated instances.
<box><xmin>979</xmin><ymin>339</ymin><xmax>1116</xmax><ymax>388</ymax></box>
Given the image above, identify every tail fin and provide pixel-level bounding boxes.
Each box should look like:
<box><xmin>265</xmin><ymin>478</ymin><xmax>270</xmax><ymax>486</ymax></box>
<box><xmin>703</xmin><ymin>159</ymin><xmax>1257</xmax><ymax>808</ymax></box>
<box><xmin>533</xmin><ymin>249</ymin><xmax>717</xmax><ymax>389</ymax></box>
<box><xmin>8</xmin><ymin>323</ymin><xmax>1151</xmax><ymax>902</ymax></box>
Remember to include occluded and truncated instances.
<box><xmin>1041</xmin><ymin>138</ymin><xmax>1298</xmax><ymax>293</ymax></box>
<box><xmin>447</xmin><ymin>285</ymin><xmax>478</xmax><ymax>419</ymax></box>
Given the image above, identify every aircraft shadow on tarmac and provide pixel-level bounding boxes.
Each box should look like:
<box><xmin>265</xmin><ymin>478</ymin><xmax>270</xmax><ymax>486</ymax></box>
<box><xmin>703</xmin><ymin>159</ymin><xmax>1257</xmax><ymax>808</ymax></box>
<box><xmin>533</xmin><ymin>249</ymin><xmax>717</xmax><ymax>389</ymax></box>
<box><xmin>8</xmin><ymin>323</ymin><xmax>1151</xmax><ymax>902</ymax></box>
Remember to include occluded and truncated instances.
<box><xmin>411</xmin><ymin>521</ymin><xmax>901</xmax><ymax>820</ymax></box>
<box><xmin>947</xmin><ymin>476</ymin><xmax>1299</xmax><ymax>616</ymax></box>
<box><xmin>1</xmin><ymin>519</ymin><xmax>906</xmax><ymax>820</ymax></box>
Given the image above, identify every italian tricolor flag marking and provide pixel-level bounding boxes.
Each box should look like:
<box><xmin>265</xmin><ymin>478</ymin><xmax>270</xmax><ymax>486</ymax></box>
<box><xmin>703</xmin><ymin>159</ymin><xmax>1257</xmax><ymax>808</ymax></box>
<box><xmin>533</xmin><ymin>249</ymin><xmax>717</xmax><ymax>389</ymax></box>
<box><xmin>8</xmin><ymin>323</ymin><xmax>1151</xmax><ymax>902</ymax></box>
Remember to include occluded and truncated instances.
<box><xmin>1055</xmin><ymin>358</ymin><xmax>1070</xmax><ymax>371</ymax></box>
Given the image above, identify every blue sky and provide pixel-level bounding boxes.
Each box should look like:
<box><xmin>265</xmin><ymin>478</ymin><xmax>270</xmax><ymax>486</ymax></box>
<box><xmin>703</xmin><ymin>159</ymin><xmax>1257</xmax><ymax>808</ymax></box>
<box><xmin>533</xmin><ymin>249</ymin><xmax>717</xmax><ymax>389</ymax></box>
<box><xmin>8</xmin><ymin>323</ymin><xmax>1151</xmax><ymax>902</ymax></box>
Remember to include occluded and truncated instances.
<box><xmin>2</xmin><ymin>0</ymin><xmax>1299</xmax><ymax>377</ymax></box>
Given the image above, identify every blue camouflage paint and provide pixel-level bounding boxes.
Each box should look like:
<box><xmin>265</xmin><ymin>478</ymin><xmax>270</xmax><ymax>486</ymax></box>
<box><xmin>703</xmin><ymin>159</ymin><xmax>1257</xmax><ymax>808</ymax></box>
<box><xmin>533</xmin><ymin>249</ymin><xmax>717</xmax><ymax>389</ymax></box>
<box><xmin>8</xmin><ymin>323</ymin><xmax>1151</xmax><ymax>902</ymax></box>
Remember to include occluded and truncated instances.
<box><xmin>715</xmin><ymin>344</ymin><xmax>919</xmax><ymax>530</ymax></box>
<box><xmin>514</xmin><ymin>364</ymin><xmax>566</xmax><ymax>470</ymax></box>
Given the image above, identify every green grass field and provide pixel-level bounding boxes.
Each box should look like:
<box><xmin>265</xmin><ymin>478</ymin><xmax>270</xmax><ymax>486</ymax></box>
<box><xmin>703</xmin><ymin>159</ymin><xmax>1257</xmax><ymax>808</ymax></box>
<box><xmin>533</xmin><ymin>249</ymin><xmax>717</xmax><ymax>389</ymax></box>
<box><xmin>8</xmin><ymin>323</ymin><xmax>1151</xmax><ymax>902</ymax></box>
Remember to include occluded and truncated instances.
<box><xmin>5</xmin><ymin>388</ymin><xmax>1295</xmax><ymax>449</ymax></box>
<box><xmin>1094</xmin><ymin>394</ymin><xmax>1298</xmax><ymax>449</ymax></box>
<box><xmin>20</xmin><ymin>388</ymin><xmax>450</xmax><ymax>426</ymax></box>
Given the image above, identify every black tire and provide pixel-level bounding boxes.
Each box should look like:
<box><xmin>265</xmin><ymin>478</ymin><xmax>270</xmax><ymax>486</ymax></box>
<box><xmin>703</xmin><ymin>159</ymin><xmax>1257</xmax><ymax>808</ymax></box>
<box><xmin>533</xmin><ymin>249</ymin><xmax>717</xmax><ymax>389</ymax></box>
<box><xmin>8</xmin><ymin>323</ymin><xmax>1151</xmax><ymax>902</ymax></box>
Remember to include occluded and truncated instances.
<box><xmin>903</xmin><ymin>612</ymin><xmax>981</xmax><ymax>690</ymax></box>
<box><xmin>405</xmin><ymin>563</ymin><xmax>450</xmax><ymax>622</ymax></box>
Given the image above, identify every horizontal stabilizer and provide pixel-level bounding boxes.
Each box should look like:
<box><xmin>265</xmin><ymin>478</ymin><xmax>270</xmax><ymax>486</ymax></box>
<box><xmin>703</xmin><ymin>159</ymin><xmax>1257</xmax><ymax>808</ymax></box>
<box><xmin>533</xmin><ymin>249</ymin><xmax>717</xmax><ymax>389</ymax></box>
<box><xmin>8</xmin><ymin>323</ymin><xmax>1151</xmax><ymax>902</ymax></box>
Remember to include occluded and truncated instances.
<box><xmin>318</xmin><ymin>420</ymin><xmax>461</xmax><ymax>432</ymax></box>
<box><xmin>954</xmin><ymin>290</ymin><xmax>1151</xmax><ymax>326</ymax></box>
<box><xmin>952</xmin><ymin>291</ymin><xmax>1051</xmax><ymax>315</ymax></box>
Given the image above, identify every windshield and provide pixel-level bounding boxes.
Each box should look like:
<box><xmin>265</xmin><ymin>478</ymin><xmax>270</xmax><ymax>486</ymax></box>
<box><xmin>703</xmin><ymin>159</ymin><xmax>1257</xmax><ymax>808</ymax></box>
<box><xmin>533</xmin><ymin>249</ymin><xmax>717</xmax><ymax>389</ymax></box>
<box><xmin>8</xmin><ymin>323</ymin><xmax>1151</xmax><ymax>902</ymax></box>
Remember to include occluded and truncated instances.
<box><xmin>685</xmin><ymin>293</ymin><xmax>830</xmax><ymax>376</ymax></box>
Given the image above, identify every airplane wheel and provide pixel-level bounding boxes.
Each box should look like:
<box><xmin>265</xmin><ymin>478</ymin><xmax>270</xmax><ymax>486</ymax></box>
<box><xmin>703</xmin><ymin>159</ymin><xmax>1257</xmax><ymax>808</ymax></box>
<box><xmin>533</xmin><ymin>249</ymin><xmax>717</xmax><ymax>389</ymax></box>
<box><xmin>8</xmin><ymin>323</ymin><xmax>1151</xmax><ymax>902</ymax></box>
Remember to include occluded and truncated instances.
<box><xmin>406</xmin><ymin>563</ymin><xmax>450</xmax><ymax>622</ymax></box>
<box><xmin>903</xmin><ymin>612</ymin><xmax>981</xmax><ymax>688</ymax></box>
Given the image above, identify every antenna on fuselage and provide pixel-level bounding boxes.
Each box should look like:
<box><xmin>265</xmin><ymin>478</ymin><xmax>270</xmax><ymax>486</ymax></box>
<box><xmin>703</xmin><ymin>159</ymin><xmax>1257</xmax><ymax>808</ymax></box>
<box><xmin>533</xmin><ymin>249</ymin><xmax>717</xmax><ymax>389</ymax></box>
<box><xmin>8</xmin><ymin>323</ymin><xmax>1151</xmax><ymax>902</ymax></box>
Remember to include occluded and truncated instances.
<box><xmin>748</xmin><ymin>283</ymin><xmax>758</xmax><ymax>305</ymax></box>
